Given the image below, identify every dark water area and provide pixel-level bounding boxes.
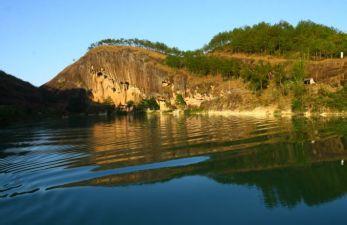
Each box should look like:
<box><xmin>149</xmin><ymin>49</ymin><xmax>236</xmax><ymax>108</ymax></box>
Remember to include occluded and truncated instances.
<box><xmin>0</xmin><ymin>114</ymin><xmax>346</xmax><ymax>225</ymax></box>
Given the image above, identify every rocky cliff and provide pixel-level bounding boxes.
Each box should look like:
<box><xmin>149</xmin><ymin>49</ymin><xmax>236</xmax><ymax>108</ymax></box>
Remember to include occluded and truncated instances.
<box><xmin>44</xmin><ymin>46</ymin><xmax>187</xmax><ymax>108</ymax></box>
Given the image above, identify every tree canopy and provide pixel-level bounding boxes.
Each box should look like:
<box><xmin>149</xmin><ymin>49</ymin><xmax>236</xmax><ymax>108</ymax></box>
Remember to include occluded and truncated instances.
<box><xmin>165</xmin><ymin>52</ymin><xmax>242</xmax><ymax>79</ymax></box>
<box><xmin>204</xmin><ymin>20</ymin><xmax>347</xmax><ymax>58</ymax></box>
<box><xmin>89</xmin><ymin>38</ymin><xmax>183</xmax><ymax>56</ymax></box>
<box><xmin>90</xmin><ymin>21</ymin><xmax>346</xmax><ymax>59</ymax></box>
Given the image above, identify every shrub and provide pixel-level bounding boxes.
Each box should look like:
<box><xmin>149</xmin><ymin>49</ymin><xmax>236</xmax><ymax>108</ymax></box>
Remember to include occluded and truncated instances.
<box><xmin>138</xmin><ymin>97</ymin><xmax>160</xmax><ymax>110</ymax></box>
<box><xmin>175</xmin><ymin>94</ymin><xmax>186</xmax><ymax>106</ymax></box>
<box><xmin>126</xmin><ymin>100</ymin><xmax>135</xmax><ymax>107</ymax></box>
<box><xmin>291</xmin><ymin>60</ymin><xmax>306</xmax><ymax>82</ymax></box>
<box><xmin>292</xmin><ymin>98</ymin><xmax>305</xmax><ymax>112</ymax></box>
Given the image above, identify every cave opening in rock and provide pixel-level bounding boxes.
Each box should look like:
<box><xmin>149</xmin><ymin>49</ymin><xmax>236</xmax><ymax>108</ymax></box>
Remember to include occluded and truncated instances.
<box><xmin>120</xmin><ymin>81</ymin><xmax>130</xmax><ymax>90</ymax></box>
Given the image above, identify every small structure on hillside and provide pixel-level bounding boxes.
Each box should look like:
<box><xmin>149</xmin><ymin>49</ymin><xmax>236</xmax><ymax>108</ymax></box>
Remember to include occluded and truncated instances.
<box><xmin>304</xmin><ymin>78</ymin><xmax>316</xmax><ymax>85</ymax></box>
<box><xmin>341</xmin><ymin>52</ymin><xmax>344</xmax><ymax>59</ymax></box>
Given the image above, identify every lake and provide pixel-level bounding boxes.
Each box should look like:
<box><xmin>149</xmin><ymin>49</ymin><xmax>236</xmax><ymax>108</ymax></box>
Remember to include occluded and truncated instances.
<box><xmin>0</xmin><ymin>114</ymin><xmax>346</xmax><ymax>225</ymax></box>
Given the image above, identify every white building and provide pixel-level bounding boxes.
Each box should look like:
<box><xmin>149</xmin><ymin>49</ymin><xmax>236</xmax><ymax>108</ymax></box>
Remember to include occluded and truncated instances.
<box><xmin>341</xmin><ymin>52</ymin><xmax>344</xmax><ymax>59</ymax></box>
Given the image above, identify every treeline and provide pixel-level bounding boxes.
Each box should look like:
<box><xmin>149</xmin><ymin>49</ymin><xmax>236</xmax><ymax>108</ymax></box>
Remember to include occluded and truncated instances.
<box><xmin>204</xmin><ymin>20</ymin><xmax>347</xmax><ymax>58</ymax></box>
<box><xmin>166</xmin><ymin>53</ymin><xmax>241</xmax><ymax>78</ymax></box>
<box><xmin>166</xmin><ymin>53</ymin><xmax>277</xmax><ymax>92</ymax></box>
<box><xmin>89</xmin><ymin>21</ymin><xmax>346</xmax><ymax>59</ymax></box>
<box><xmin>89</xmin><ymin>38</ymin><xmax>183</xmax><ymax>56</ymax></box>
<box><xmin>166</xmin><ymin>52</ymin><xmax>311</xmax><ymax>94</ymax></box>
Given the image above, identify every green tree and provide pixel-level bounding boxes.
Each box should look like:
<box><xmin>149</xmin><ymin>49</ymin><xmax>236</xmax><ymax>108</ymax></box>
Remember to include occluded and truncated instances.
<box><xmin>175</xmin><ymin>94</ymin><xmax>186</xmax><ymax>106</ymax></box>
<box><xmin>291</xmin><ymin>60</ymin><xmax>306</xmax><ymax>82</ymax></box>
<box><xmin>103</xmin><ymin>97</ymin><xmax>115</xmax><ymax>114</ymax></box>
<box><xmin>138</xmin><ymin>97</ymin><xmax>160</xmax><ymax>110</ymax></box>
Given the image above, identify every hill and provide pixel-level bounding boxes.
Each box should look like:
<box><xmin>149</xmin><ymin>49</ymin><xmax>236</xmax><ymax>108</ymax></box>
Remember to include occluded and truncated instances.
<box><xmin>0</xmin><ymin>70</ymin><xmax>42</xmax><ymax>106</ymax></box>
<box><xmin>43</xmin><ymin>45</ymin><xmax>346</xmax><ymax>114</ymax></box>
<box><xmin>0</xmin><ymin>70</ymin><xmax>48</xmax><ymax>124</ymax></box>
<box><xmin>1</xmin><ymin>20</ymin><xmax>346</xmax><ymax>118</ymax></box>
<box><xmin>43</xmin><ymin>46</ymin><xmax>188</xmax><ymax>111</ymax></box>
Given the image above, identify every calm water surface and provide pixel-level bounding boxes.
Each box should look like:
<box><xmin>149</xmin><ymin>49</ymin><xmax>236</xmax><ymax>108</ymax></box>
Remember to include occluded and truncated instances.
<box><xmin>0</xmin><ymin>114</ymin><xmax>346</xmax><ymax>225</ymax></box>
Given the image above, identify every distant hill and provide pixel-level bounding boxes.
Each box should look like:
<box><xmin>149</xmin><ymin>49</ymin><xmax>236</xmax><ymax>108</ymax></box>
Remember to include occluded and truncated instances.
<box><xmin>0</xmin><ymin>70</ymin><xmax>43</xmax><ymax>107</ymax></box>
<box><xmin>0</xmin><ymin>70</ymin><xmax>49</xmax><ymax>124</ymax></box>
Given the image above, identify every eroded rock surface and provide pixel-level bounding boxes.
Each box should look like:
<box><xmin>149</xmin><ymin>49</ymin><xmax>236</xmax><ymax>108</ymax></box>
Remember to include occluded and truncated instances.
<box><xmin>44</xmin><ymin>46</ymin><xmax>187</xmax><ymax>107</ymax></box>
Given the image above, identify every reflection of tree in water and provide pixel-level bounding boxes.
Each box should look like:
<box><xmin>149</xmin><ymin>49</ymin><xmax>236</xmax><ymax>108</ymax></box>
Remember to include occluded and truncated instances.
<box><xmin>290</xmin><ymin>116</ymin><xmax>347</xmax><ymax>142</ymax></box>
<box><xmin>206</xmin><ymin>135</ymin><xmax>347</xmax><ymax>208</ymax></box>
<box><xmin>59</xmin><ymin>134</ymin><xmax>347</xmax><ymax>208</ymax></box>
<box><xmin>214</xmin><ymin>161</ymin><xmax>347</xmax><ymax>208</ymax></box>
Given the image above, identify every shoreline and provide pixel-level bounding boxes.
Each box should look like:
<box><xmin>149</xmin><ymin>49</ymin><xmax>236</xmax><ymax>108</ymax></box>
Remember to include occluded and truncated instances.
<box><xmin>205</xmin><ymin>110</ymin><xmax>347</xmax><ymax>118</ymax></box>
<box><xmin>151</xmin><ymin>106</ymin><xmax>347</xmax><ymax>118</ymax></box>
<box><xmin>186</xmin><ymin>107</ymin><xmax>347</xmax><ymax>118</ymax></box>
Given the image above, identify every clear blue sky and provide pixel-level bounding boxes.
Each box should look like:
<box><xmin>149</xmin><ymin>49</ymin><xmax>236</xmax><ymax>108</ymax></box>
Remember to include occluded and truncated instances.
<box><xmin>1</xmin><ymin>0</ymin><xmax>346</xmax><ymax>86</ymax></box>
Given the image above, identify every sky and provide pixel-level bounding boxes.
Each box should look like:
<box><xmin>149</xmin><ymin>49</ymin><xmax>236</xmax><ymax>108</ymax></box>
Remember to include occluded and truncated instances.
<box><xmin>1</xmin><ymin>0</ymin><xmax>347</xmax><ymax>86</ymax></box>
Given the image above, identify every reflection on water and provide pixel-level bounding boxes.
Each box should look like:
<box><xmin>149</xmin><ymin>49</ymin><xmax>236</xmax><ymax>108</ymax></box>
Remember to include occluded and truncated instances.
<box><xmin>0</xmin><ymin>114</ymin><xmax>346</xmax><ymax>224</ymax></box>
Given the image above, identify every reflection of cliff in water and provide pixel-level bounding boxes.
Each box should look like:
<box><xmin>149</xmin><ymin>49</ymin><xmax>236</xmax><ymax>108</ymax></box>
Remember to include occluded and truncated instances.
<box><xmin>59</xmin><ymin>132</ymin><xmax>347</xmax><ymax>208</ymax></box>
<box><xmin>83</xmin><ymin>116</ymin><xmax>346</xmax><ymax>172</ymax></box>
<box><xmin>70</xmin><ymin>114</ymin><xmax>292</xmax><ymax>170</ymax></box>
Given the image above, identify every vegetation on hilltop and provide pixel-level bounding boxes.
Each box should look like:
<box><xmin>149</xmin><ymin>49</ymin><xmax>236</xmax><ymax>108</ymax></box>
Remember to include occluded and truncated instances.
<box><xmin>89</xmin><ymin>38</ymin><xmax>183</xmax><ymax>56</ymax></box>
<box><xmin>165</xmin><ymin>53</ymin><xmax>242</xmax><ymax>78</ymax></box>
<box><xmin>205</xmin><ymin>20</ymin><xmax>347</xmax><ymax>59</ymax></box>
<box><xmin>90</xmin><ymin>21</ymin><xmax>347</xmax><ymax>60</ymax></box>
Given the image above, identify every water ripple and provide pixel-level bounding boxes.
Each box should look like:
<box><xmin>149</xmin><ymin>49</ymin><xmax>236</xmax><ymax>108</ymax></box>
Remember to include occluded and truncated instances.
<box><xmin>0</xmin><ymin>115</ymin><xmax>345</xmax><ymax>199</ymax></box>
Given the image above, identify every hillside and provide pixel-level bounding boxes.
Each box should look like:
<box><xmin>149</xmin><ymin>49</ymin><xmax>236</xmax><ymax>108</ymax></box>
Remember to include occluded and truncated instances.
<box><xmin>0</xmin><ymin>70</ymin><xmax>49</xmax><ymax>124</ymax></box>
<box><xmin>210</xmin><ymin>51</ymin><xmax>346</xmax><ymax>84</ymax></box>
<box><xmin>0</xmin><ymin>70</ymin><xmax>43</xmax><ymax>107</ymax></box>
<box><xmin>2</xmin><ymin>20</ymin><xmax>346</xmax><ymax>116</ymax></box>
<box><xmin>43</xmin><ymin>45</ymin><xmax>346</xmax><ymax>113</ymax></box>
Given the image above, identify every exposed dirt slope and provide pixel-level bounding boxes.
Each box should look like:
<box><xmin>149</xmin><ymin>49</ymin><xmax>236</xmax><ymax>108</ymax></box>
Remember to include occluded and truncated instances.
<box><xmin>212</xmin><ymin>51</ymin><xmax>346</xmax><ymax>85</ymax></box>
